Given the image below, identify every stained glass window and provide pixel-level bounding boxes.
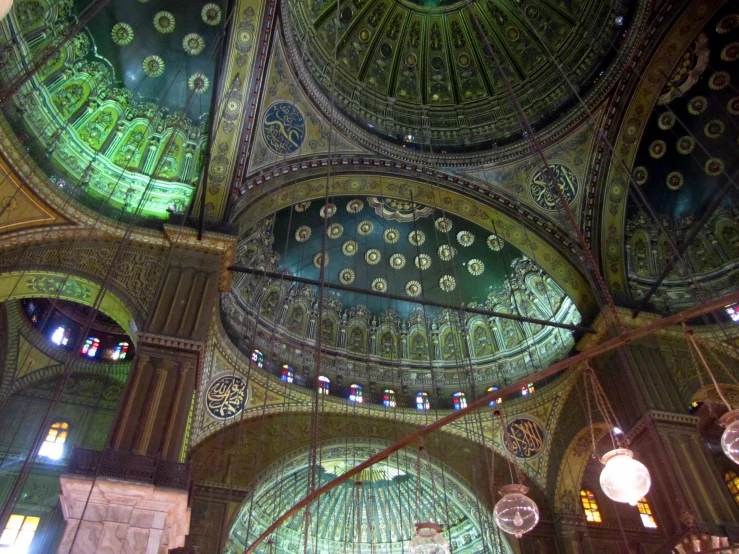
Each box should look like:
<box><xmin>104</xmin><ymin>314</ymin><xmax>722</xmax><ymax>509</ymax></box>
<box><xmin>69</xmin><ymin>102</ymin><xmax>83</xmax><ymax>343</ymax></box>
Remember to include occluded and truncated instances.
<box><xmin>318</xmin><ymin>376</ymin><xmax>330</xmax><ymax>395</ymax></box>
<box><xmin>727</xmin><ymin>303</ymin><xmax>739</xmax><ymax>322</ymax></box>
<box><xmin>636</xmin><ymin>497</ymin><xmax>657</xmax><ymax>528</ymax></box>
<box><xmin>281</xmin><ymin>365</ymin><xmax>294</xmax><ymax>383</ymax></box>
<box><xmin>383</xmin><ymin>389</ymin><xmax>396</xmax><ymax>408</ymax></box>
<box><xmin>38</xmin><ymin>422</ymin><xmax>68</xmax><ymax>460</ymax></box>
<box><xmin>725</xmin><ymin>471</ymin><xmax>739</xmax><ymax>507</ymax></box>
<box><xmin>416</xmin><ymin>392</ymin><xmax>430</xmax><ymax>411</ymax></box>
<box><xmin>251</xmin><ymin>349</ymin><xmax>264</xmax><ymax>368</ymax></box>
<box><xmin>51</xmin><ymin>326</ymin><xmax>70</xmax><ymax>346</ymax></box>
<box><xmin>521</xmin><ymin>383</ymin><xmax>535</xmax><ymax>396</ymax></box>
<box><xmin>0</xmin><ymin>514</ymin><xmax>40</xmax><ymax>551</ymax></box>
<box><xmin>580</xmin><ymin>490</ymin><xmax>602</xmax><ymax>523</ymax></box>
<box><xmin>487</xmin><ymin>386</ymin><xmax>502</xmax><ymax>407</ymax></box>
<box><xmin>349</xmin><ymin>384</ymin><xmax>363</xmax><ymax>403</ymax></box>
<box><xmin>453</xmin><ymin>392</ymin><xmax>467</xmax><ymax>410</ymax></box>
<box><xmin>112</xmin><ymin>342</ymin><xmax>129</xmax><ymax>361</ymax></box>
<box><xmin>81</xmin><ymin>337</ymin><xmax>100</xmax><ymax>357</ymax></box>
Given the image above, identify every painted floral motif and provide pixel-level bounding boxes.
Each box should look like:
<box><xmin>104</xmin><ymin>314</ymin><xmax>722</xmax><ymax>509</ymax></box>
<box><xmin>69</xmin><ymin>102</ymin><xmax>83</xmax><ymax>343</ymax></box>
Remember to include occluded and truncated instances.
<box><xmin>183</xmin><ymin>33</ymin><xmax>205</xmax><ymax>56</ymax></box>
<box><xmin>143</xmin><ymin>55</ymin><xmax>165</xmax><ymax>77</ymax></box>
<box><xmin>657</xmin><ymin>112</ymin><xmax>675</xmax><ymax>130</ymax></box>
<box><xmin>487</xmin><ymin>235</ymin><xmax>504</xmax><ymax>251</ymax></box>
<box><xmin>342</xmin><ymin>240</ymin><xmax>358</xmax><ymax>256</ymax></box>
<box><xmin>438</xmin><ymin>245</ymin><xmax>456</xmax><ymax>261</ymax></box>
<box><xmin>372</xmin><ymin>278</ymin><xmax>388</xmax><ymax>292</ymax></box>
<box><xmin>294</xmin><ymin>201</ymin><xmax>311</xmax><ymax>212</ymax></box>
<box><xmin>435</xmin><ymin>217</ymin><xmax>453</xmax><ymax>232</ymax></box>
<box><xmin>457</xmin><ymin>230</ymin><xmax>474</xmax><ymax>247</ymax></box>
<box><xmin>295</xmin><ymin>226</ymin><xmax>311</xmax><ymax>242</ymax></box>
<box><xmin>347</xmin><ymin>199</ymin><xmax>364</xmax><ymax>213</ymax></box>
<box><xmin>648</xmin><ymin>140</ymin><xmax>666</xmax><ymax>159</ymax></box>
<box><xmin>188</xmin><ymin>73</ymin><xmax>210</xmax><ymax>94</ymax></box>
<box><xmin>405</xmin><ymin>281</ymin><xmax>422</xmax><ymax>297</ymax></box>
<box><xmin>357</xmin><ymin>220</ymin><xmax>374</xmax><ymax>235</ymax></box>
<box><xmin>633</xmin><ymin>166</ymin><xmax>648</xmax><ymax>185</ymax></box>
<box><xmin>365</xmin><ymin>249</ymin><xmax>381</xmax><ymax>265</ymax></box>
<box><xmin>313</xmin><ymin>253</ymin><xmax>329</xmax><ymax>268</ymax></box>
<box><xmin>676</xmin><ymin>136</ymin><xmax>695</xmax><ymax>155</ymax></box>
<box><xmin>728</xmin><ymin>97</ymin><xmax>739</xmax><ymax>115</ymax></box>
<box><xmin>705</xmin><ymin>158</ymin><xmax>725</xmax><ymax>176</ymax></box>
<box><xmin>467</xmin><ymin>259</ymin><xmax>484</xmax><ymax>276</ymax></box>
<box><xmin>327</xmin><ymin>223</ymin><xmax>344</xmax><ymax>239</ymax></box>
<box><xmin>408</xmin><ymin>230</ymin><xmax>425</xmax><ymax>246</ymax></box>
<box><xmin>687</xmin><ymin>96</ymin><xmax>708</xmax><ymax>115</ymax></box>
<box><xmin>389</xmin><ymin>253</ymin><xmax>406</xmax><ymax>270</ymax></box>
<box><xmin>415</xmin><ymin>254</ymin><xmax>432</xmax><ymax>270</ymax></box>
<box><xmin>339</xmin><ymin>269</ymin><xmax>355</xmax><ymax>285</ymax></box>
<box><xmin>666</xmin><ymin>171</ymin><xmax>684</xmax><ymax>191</ymax></box>
<box><xmin>718</xmin><ymin>14</ymin><xmax>739</xmax><ymax>34</ymax></box>
<box><xmin>704</xmin><ymin>119</ymin><xmax>725</xmax><ymax>138</ymax></box>
<box><xmin>202</xmin><ymin>3</ymin><xmax>222</xmax><ymax>26</ymax></box>
<box><xmin>709</xmin><ymin>71</ymin><xmax>731</xmax><ymax>91</ymax></box>
<box><xmin>153</xmin><ymin>11</ymin><xmax>175</xmax><ymax>34</ymax></box>
<box><xmin>383</xmin><ymin>228</ymin><xmax>400</xmax><ymax>244</ymax></box>
<box><xmin>111</xmin><ymin>23</ymin><xmax>134</xmax><ymax>46</ymax></box>
<box><xmin>439</xmin><ymin>275</ymin><xmax>456</xmax><ymax>292</ymax></box>
<box><xmin>722</xmin><ymin>42</ymin><xmax>739</xmax><ymax>62</ymax></box>
<box><xmin>320</xmin><ymin>203</ymin><xmax>337</xmax><ymax>218</ymax></box>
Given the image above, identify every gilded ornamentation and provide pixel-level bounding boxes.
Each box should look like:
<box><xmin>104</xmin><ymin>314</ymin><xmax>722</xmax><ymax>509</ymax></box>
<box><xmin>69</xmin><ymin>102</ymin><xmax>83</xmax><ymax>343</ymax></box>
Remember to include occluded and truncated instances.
<box><xmin>153</xmin><ymin>11</ymin><xmax>175</xmax><ymax>34</ymax></box>
<box><xmin>26</xmin><ymin>276</ymin><xmax>91</xmax><ymax>300</ymax></box>
<box><xmin>676</xmin><ymin>136</ymin><xmax>696</xmax><ymax>154</ymax></box>
<box><xmin>383</xmin><ymin>228</ymin><xmax>400</xmax><ymax>244</ymax></box>
<box><xmin>339</xmin><ymin>269</ymin><xmax>355</xmax><ymax>285</ymax></box>
<box><xmin>183</xmin><ymin>33</ymin><xmax>206</xmax><ymax>56</ymax></box>
<box><xmin>705</xmin><ymin>158</ymin><xmax>725</xmax><ymax>176</ymax></box>
<box><xmin>467</xmin><ymin>259</ymin><xmax>484</xmax><ymax>276</ymax></box>
<box><xmin>658</xmin><ymin>34</ymin><xmax>709</xmax><ymax>105</ymax></box>
<box><xmin>262</xmin><ymin>102</ymin><xmax>306</xmax><ymax>155</ymax></box>
<box><xmin>408</xmin><ymin>230</ymin><xmax>425</xmax><ymax>246</ymax></box>
<box><xmin>456</xmin><ymin>230</ymin><xmax>474</xmax><ymax>247</ymax></box>
<box><xmin>389</xmin><ymin>253</ymin><xmax>406</xmax><ymax>270</ymax></box>
<box><xmin>728</xmin><ymin>97</ymin><xmax>739</xmax><ymax>114</ymax></box>
<box><xmin>202</xmin><ymin>3</ymin><xmax>222</xmax><ymax>26</ymax></box>
<box><xmin>294</xmin><ymin>201</ymin><xmax>311</xmax><ymax>212</ymax></box>
<box><xmin>438</xmin><ymin>245</ymin><xmax>456</xmax><ymax>261</ymax></box>
<box><xmin>704</xmin><ymin>119</ymin><xmax>725</xmax><ymax>138</ymax></box>
<box><xmin>709</xmin><ymin>70</ymin><xmax>731</xmax><ymax>90</ymax></box>
<box><xmin>529</xmin><ymin>163</ymin><xmax>579</xmax><ymax>211</ymax></box>
<box><xmin>347</xmin><ymin>199</ymin><xmax>364</xmax><ymax>213</ymax></box>
<box><xmin>358</xmin><ymin>220</ymin><xmax>374</xmax><ymax>236</ymax></box>
<box><xmin>633</xmin><ymin>166</ymin><xmax>648</xmax><ymax>185</ymax></box>
<box><xmin>688</xmin><ymin>95</ymin><xmax>708</xmax><ymax>115</ymax></box>
<box><xmin>718</xmin><ymin>14</ymin><xmax>739</xmax><ymax>34</ymax></box>
<box><xmin>435</xmin><ymin>217</ymin><xmax>452</xmax><ymax>232</ymax></box>
<box><xmin>666</xmin><ymin>171</ymin><xmax>684</xmax><ymax>191</ymax></box>
<box><xmin>405</xmin><ymin>280</ymin><xmax>421</xmax><ymax>297</ymax></box>
<box><xmin>648</xmin><ymin>140</ymin><xmax>666</xmax><ymax>159</ymax></box>
<box><xmin>342</xmin><ymin>240</ymin><xmax>358</xmax><ymax>256</ymax></box>
<box><xmin>295</xmin><ymin>226</ymin><xmax>311</xmax><ymax>242</ymax></box>
<box><xmin>415</xmin><ymin>254</ymin><xmax>431</xmax><ymax>270</ymax></box>
<box><xmin>722</xmin><ymin>42</ymin><xmax>739</xmax><ymax>61</ymax></box>
<box><xmin>313</xmin><ymin>253</ymin><xmax>329</xmax><ymax>268</ymax></box>
<box><xmin>504</xmin><ymin>418</ymin><xmax>545</xmax><ymax>459</ymax></box>
<box><xmin>657</xmin><ymin>112</ymin><xmax>676</xmax><ymax>130</ymax></box>
<box><xmin>205</xmin><ymin>375</ymin><xmax>247</xmax><ymax>419</ymax></box>
<box><xmin>487</xmin><ymin>235</ymin><xmax>504</xmax><ymax>251</ymax></box>
<box><xmin>327</xmin><ymin>223</ymin><xmax>344</xmax><ymax>239</ymax></box>
<box><xmin>188</xmin><ymin>73</ymin><xmax>210</xmax><ymax>94</ymax></box>
<box><xmin>365</xmin><ymin>249</ymin><xmax>381</xmax><ymax>265</ymax></box>
<box><xmin>371</xmin><ymin>278</ymin><xmax>387</xmax><ymax>292</ymax></box>
<box><xmin>142</xmin><ymin>55</ymin><xmax>165</xmax><ymax>77</ymax></box>
<box><xmin>111</xmin><ymin>23</ymin><xmax>134</xmax><ymax>46</ymax></box>
<box><xmin>439</xmin><ymin>275</ymin><xmax>456</xmax><ymax>292</ymax></box>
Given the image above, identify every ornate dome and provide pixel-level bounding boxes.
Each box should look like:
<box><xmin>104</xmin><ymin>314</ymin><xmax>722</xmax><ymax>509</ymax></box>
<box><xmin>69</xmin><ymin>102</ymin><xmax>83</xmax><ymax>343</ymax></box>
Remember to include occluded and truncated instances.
<box><xmin>285</xmin><ymin>0</ymin><xmax>629</xmax><ymax>152</ymax></box>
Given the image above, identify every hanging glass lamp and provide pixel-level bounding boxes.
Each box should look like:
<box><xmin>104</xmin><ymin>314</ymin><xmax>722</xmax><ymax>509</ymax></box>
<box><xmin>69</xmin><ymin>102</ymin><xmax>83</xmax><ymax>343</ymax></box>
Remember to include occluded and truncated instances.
<box><xmin>720</xmin><ymin>409</ymin><xmax>739</xmax><ymax>464</ymax></box>
<box><xmin>0</xmin><ymin>0</ymin><xmax>13</xmax><ymax>21</ymax></box>
<box><xmin>408</xmin><ymin>522</ymin><xmax>450</xmax><ymax>554</ymax></box>
<box><xmin>599</xmin><ymin>448</ymin><xmax>651</xmax><ymax>505</ymax></box>
<box><xmin>493</xmin><ymin>484</ymin><xmax>539</xmax><ymax>538</ymax></box>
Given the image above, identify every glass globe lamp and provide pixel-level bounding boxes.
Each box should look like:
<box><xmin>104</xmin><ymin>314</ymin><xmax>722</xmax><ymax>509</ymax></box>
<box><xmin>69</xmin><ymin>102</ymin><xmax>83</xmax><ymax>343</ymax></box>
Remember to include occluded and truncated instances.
<box><xmin>720</xmin><ymin>409</ymin><xmax>739</xmax><ymax>464</ymax></box>
<box><xmin>493</xmin><ymin>484</ymin><xmax>539</xmax><ymax>538</ymax></box>
<box><xmin>408</xmin><ymin>522</ymin><xmax>450</xmax><ymax>554</ymax></box>
<box><xmin>0</xmin><ymin>0</ymin><xmax>13</xmax><ymax>21</ymax></box>
<box><xmin>599</xmin><ymin>448</ymin><xmax>651</xmax><ymax>505</ymax></box>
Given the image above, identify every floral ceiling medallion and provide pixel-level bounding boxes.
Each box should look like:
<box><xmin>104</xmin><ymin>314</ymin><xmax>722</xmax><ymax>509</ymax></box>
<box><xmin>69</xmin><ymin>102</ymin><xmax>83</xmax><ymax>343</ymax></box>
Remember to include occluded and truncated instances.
<box><xmin>111</xmin><ymin>23</ymin><xmax>134</xmax><ymax>46</ymax></box>
<box><xmin>295</xmin><ymin>226</ymin><xmax>311</xmax><ymax>242</ymax></box>
<box><xmin>183</xmin><ymin>33</ymin><xmax>205</xmax><ymax>56</ymax></box>
<box><xmin>202</xmin><ymin>3</ymin><xmax>222</xmax><ymax>26</ymax></box>
<box><xmin>457</xmin><ymin>230</ymin><xmax>474</xmax><ymax>247</ymax></box>
<box><xmin>389</xmin><ymin>253</ymin><xmax>406</xmax><ymax>270</ymax></box>
<box><xmin>405</xmin><ymin>281</ymin><xmax>422</xmax><ymax>297</ymax></box>
<box><xmin>313</xmin><ymin>253</ymin><xmax>329</xmax><ymax>269</ymax></box>
<box><xmin>143</xmin><ymin>55</ymin><xmax>165</xmax><ymax>77</ymax></box>
<box><xmin>676</xmin><ymin>136</ymin><xmax>695</xmax><ymax>155</ymax></box>
<box><xmin>188</xmin><ymin>73</ymin><xmax>210</xmax><ymax>94</ymax></box>
<box><xmin>658</xmin><ymin>33</ymin><xmax>709</xmax><ymax>105</ymax></box>
<box><xmin>633</xmin><ymin>167</ymin><xmax>648</xmax><ymax>185</ymax></box>
<box><xmin>342</xmin><ymin>240</ymin><xmax>358</xmax><ymax>256</ymax></box>
<box><xmin>435</xmin><ymin>217</ymin><xmax>453</xmax><ymax>232</ymax></box>
<box><xmin>365</xmin><ymin>249</ymin><xmax>381</xmax><ymax>265</ymax></box>
<box><xmin>468</xmin><ymin>259</ymin><xmax>485</xmax><ymax>276</ymax></box>
<box><xmin>666</xmin><ymin>171</ymin><xmax>684</xmax><ymax>191</ymax></box>
<box><xmin>339</xmin><ymin>269</ymin><xmax>355</xmax><ymax>285</ymax></box>
<box><xmin>320</xmin><ymin>203</ymin><xmax>337</xmax><ymax>218</ymax></box>
<box><xmin>294</xmin><ymin>201</ymin><xmax>311</xmax><ymax>212</ymax></box>
<box><xmin>439</xmin><ymin>275</ymin><xmax>456</xmax><ymax>292</ymax></box>
<box><xmin>438</xmin><ymin>245</ymin><xmax>456</xmax><ymax>261</ymax></box>
<box><xmin>153</xmin><ymin>11</ymin><xmax>175</xmax><ymax>34</ymax></box>
<box><xmin>372</xmin><ymin>278</ymin><xmax>388</xmax><ymax>292</ymax></box>
<box><xmin>487</xmin><ymin>235</ymin><xmax>504</xmax><ymax>251</ymax></box>
<box><xmin>383</xmin><ymin>228</ymin><xmax>400</xmax><ymax>244</ymax></box>
<box><xmin>347</xmin><ymin>199</ymin><xmax>364</xmax><ymax>214</ymax></box>
<box><xmin>328</xmin><ymin>223</ymin><xmax>344</xmax><ymax>239</ymax></box>
<box><xmin>357</xmin><ymin>220</ymin><xmax>374</xmax><ymax>236</ymax></box>
<box><xmin>367</xmin><ymin>196</ymin><xmax>433</xmax><ymax>222</ymax></box>
<box><xmin>415</xmin><ymin>254</ymin><xmax>432</xmax><ymax>270</ymax></box>
<box><xmin>409</xmin><ymin>230</ymin><xmax>425</xmax><ymax>246</ymax></box>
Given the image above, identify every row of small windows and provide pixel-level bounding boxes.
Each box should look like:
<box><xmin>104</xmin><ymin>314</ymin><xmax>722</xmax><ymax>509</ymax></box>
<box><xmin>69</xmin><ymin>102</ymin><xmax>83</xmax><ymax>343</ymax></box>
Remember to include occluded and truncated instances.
<box><xmin>50</xmin><ymin>326</ymin><xmax>130</xmax><ymax>361</ymax></box>
<box><xmin>580</xmin><ymin>490</ymin><xmax>657</xmax><ymax>528</ymax></box>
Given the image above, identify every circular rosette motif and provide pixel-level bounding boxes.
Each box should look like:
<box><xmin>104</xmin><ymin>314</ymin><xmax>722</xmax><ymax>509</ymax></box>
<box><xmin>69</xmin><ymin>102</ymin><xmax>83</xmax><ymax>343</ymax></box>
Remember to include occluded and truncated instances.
<box><xmin>405</xmin><ymin>280</ymin><xmax>422</xmax><ymax>297</ymax></box>
<box><xmin>709</xmin><ymin>71</ymin><xmax>731</xmax><ymax>91</ymax></box>
<box><xmin>722</xmin><ymin>42</ymin><xmax>739</xmax><ymax>62</ymax></box>
<box><xmin>183</xmin><ymin>33</ymin><xmax>205</xmax><ymax>56</ymax></box>
<box><xmin>718</xmin><ymin>14</ymin><xmax>739</xmax><ymax>34</ymax></box>
<box><xmin>704</xmin><ymin>119</ymin><xmax>725</xmax><ymax>138</ymax></box>
<box><xmin>487</xmin><ymin>235</ymin><xmax>504</xmax><ymax>251</ymax></box>
<box><xmin>357</xmin><ymin>220</ymin><xmax>374</xmax><ymax>236</ymax></box>
<box><xmin>295</xmin><ymin>225</ymin><xmax>311</xmax><ymax>242</ymax></box>
<box><xmin>408</xmin><ymin>230</ymin><xmax>425</xmax><ymax>246</ymax></box>
<box><xmin>688</xmin><ymin>96</ymin><xmax>708</xmax><ymax>115</ymax></box>
<box><xmin>435</xmin><ymin>217</ymin><xmax>453</xmax><ymax>232</ymax></box>
<box><xmin>438</xmin><ymin>245</ymin><xmax>456</xmax><ymax>261</ymax></box>
<box><xmin>342</xmin><ymin>240</ymin><xmax>358</xmax><ymax>256</ymax></box>
<box><xmin>705</xmin><ymin>158</ymin><xmax>725</xmax><ymax>176</ymax></box>
<box><xmin>320</xmin><ymin>203</ymin><xmax>337</xmax><ymax>218</ymax></box>
<box><xmin>339</xmin><ymin>268</ymin><xmax>355</xmax><ymax>285</ymax></box>
<box><xmin>467</xmin><ymin>259</ymin><xmax>485</xmax><ymax>276</ymax></box>
<box><xmin>648</xmin><ymin>140</ymin><xmax>666</xmax><ymax>159</ymax></box>
<box><xmin>294</xmin><ymin>201</ymin><xmax>311</xmax><ymax>212</ymax></box>
<box><xmin>347</xmin><ymin>199</ymin><xmax>364</xmax><ymax>213</ymax></box>
<box><xmin>383</xmin><ymin>228</ymin><xmax>400</xmax><ymax>244</ymax></box>
<box><xmin>415</xmin><ymin>254</ymin><xmax>432</xmax><ymax>270</ymax></box>
<box><xmin>143</xmin><ymin>55</ymin><xmax>165</xmax><ymax>77</ymax></box>
<box><xmin>188</xmin><ymin>73</ymin><xmax>210</xmax><ymax>94</ymax></box>
<box><xmin>633</xmin><ymin>166</ymin><xmax>648</xmax><ymax>185</ymax></box>
<box><xmin>389</xmin><ymin>253</ymin><xmax>406</xmax><ymax>270</ymax></box>
<box><xmin>111</xmin><ymin>23</ymin><xmax>134</xmax><ymax>46</ymax></box>
<box><xmin>313</xmin><ymin>253</ymin><xmax>329</xmax><ymax>269</ymax></box>
<box><xmin>439</xmin><ymin>275</ymin><xmax>456</xmax><ymax>292</ymax></box>
<box><xmin>676</xmin><ymin>136</ymin><xmax>695</xmax><ymax>155</ymax></box>
<box><xmin>456</xmin><ymin>230</ymin><xmax>474</xmax><ymax>247</ymax></box>
<box><xmin>729</xmin><ymin>97</ymin><xmax>739</xmax><ymax>115</ymax></box>
<box><xmin>327</xmin><ymin>223</ymin><xmax>344</xmax><ymax>239</ymax></box>
<box><xmin>666</xmin><ymin>171</ymin><xmax>684</xmax><ymax>191</ymax></box>
<box><xmin>202</xmin><ymin>3</ymin><xmax>222</xmax><ymax>26</ymax></box>
<box><xmin>657</xmin><ymin>111</ymin><xmax>675</xmax><ymax>130</ymax></box>
<box><xmin>365</xmin><ymin>249</ymin><xmax>381</xmax><ymax>265</ymax></box>
<box><xmin>153</xmin><ymin>11</ymin><xmax>175</xmax><ymax>34</ymax></box>
<box><xmin>371</xmin><ymin>278</ymin><xmax>388</xmax><ymax>292</ymax></box>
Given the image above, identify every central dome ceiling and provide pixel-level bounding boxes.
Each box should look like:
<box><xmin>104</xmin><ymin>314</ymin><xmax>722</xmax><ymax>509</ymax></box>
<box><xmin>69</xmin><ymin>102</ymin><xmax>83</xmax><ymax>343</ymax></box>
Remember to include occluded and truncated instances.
<box><xmin>285</xmin><ymin>0</ymin><xmax>628</xmax><ymax>151</ymax></box>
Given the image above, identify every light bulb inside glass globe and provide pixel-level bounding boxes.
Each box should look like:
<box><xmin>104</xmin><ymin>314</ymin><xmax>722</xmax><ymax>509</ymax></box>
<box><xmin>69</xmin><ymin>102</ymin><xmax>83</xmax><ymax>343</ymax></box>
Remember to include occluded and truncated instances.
<box><xmin>0</xmin><ymin>0</ymin><xmax>14</xmax><ymax>21</ymax></box>
<box><xmin>493</xmin><ymin>484</ymin><xmax>539</xmax><ymax>539</ymax></box>
<box><xmin>720</xmin><ymin>410</ymin><xmax>739</xmax><ymax>465</ymax></box>
<box><xmin>599</xmin><ymin>448</ymin><xmax>651</xmax><ymax>505</ymax></box>
<box><xmin>408</xmin><ymin>522</ymin><xmax>450</xmax><ymax>554</ymax></box>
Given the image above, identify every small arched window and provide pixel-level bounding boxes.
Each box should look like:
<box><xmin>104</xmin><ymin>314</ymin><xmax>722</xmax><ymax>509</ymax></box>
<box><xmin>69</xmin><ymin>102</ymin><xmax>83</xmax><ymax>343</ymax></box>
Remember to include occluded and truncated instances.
<box><xmin>349</xmin><ymin>384</ymin><xmax>363</xmax><ymax>403</ymax></box>
<box><xmin>251</xmin><ymin>349</ymin><xmax>264</xmax><ymax>368</ymax></box>
<box><xmin>725</xmin><ymin>471</ymin><xmax>739</xmax><ymax>507</ymax></box>
<box><xmin>580</xmin><ymin>489</ymin><xmax>602</xmax><ymax>523</ymax></box>
<box><xmin>416</xmin><ymin>392</ymin><xmax>430</xmax><ymax>411</ymax></box>
<box><xmin>383</xmin><ymin>389</ymin><xmax>396</xmax><ymax>408</ymax></box>
<box><xmin>81</xmin><ymin>337</ymin><xmax>100</xmax><ymax>357</ymax></box>
<box><xmin>0</xmin><ymin>514</ymin><xmax>40</xmax><ymax>550</ymax></box>
<box><xmin>38</xmin><ymin>422</ymin><xmax>69</xmax><ymax>460</ymax></box>
<box><xmin>487</xmin><ymin>386</ymin><xmax>502</xmax><ymax>407</ymax></box>
<box><xmin>452</xmin><ymin>392</ymin><xmax>467</xmax><ymax>410</ymax></box>
<box><xmin>318</xmin><ymin>376</ymin><xmax>330</xmax><ymax>395</ymax></box>
<box><xmin>51</xmin><ymin>326</ymin><xmax>70</xmax><ymax>346</ymax></box>
<box><xmin>112</xmin><ymin>342</ymin><xmax>129</xmax><ymax>361</ymax></box>
<box><xmin>281</xmin><ymin>365</ymin><xmax>294</xmax><ymax>384</ymax></box>
<box><xmin>636</xmin><ymin>497</ymin><xmax>657</xmax><ymax>528</ymax></box>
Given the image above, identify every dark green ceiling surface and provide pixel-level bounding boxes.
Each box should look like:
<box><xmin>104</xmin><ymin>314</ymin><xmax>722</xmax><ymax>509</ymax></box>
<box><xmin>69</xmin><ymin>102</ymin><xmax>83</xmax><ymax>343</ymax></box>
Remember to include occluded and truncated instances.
<box><xmin>272</xmin><ymin>196</ymin><xmax>528</xmax><ymax>318</ymax></box>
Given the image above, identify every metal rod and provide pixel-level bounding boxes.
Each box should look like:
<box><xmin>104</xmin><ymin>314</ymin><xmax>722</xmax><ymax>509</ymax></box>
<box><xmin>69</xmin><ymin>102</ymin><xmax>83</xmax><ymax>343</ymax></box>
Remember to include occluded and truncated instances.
<box><xmin>242</xmin><ymin>289</ymin><xmax>739</xmax><ymax>554</ymax></box>
<box><xmin>227</xmin><ymin>265</ymin><xmax>594</xmax><ymax>333</ymax></box>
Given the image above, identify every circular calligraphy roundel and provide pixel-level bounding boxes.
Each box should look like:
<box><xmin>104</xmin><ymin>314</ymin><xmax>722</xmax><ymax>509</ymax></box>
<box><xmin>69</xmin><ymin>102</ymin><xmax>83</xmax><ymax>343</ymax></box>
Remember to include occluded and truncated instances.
<box><xmin>529</xmin><ymin>163</ymin><xmax>580</xmax><ymax>212</ymax></box>
<box><xmin>205</xmin><ymin>375</ymin><xmax>248</xmax><ymax>420</ymax></box>
<box><xmin>504</xmin><ymin>417</ymin><xmax>545</xmax><ymax>459</ymax></box>
<box><xmin>262</xmin><ymin>102</ymin><xmax>306</xmax><ymax>155</ymax></box>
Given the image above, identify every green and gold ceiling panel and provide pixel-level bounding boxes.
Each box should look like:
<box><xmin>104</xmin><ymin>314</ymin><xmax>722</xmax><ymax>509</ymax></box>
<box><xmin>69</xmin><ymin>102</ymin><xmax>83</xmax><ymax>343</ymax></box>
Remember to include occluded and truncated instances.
<box><xmin>393</xmin><ymin>13</ymin><xmax>424</xmax><ymax>103</ymax></box>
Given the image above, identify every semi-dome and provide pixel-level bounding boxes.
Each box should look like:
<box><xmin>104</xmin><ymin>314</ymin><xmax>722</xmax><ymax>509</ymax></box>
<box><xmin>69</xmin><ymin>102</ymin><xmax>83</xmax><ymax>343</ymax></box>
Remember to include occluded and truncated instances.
<box><xmin>284</xmin><ymin>0</ymin><xmax>630</xmax><ymax>152</ymax></box>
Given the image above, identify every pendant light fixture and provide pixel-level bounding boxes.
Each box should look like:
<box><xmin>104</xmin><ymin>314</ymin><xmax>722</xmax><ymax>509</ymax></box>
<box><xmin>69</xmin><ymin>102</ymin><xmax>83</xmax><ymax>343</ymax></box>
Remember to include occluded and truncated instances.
<box><xmin>0</xmin><ymin>0</ymin><xmax>13</xmax><ymax>21</ymax></box>
<box><xmin>408</xmin><ymin>522</ymin><xmax>450</xmax><ymax>554</ymax></box>
<box><xmin>720</xmin><ymin>410</ymin><xmax>739</xmax><ymax>464</ymax></box>
<box><xmin>493</xmin><ymin>484</ymin><xmax>540</xmax><ymax>538</ymax></box>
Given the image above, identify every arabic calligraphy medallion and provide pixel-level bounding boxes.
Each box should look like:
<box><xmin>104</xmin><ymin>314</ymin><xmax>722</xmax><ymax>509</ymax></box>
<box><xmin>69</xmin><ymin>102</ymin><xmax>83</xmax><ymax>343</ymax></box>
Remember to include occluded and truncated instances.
<box><xmin>262</xmin><ymin>102</ymin><xmax>306</xmax><ymax>155</ymax></box>
<box><xmin>504</xmin><ymin>417</ymin><xmax>545</xmax><ymax>459</ymax></box>
<box><xmin>529</xmin><ymin>164</ymin><xmax>579</xmax><ymax>211</ymax></box>
<box><xmin>206</xmin><ymin>375</ymin><xmax>248</xmax><ymax>419</ymax></box>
